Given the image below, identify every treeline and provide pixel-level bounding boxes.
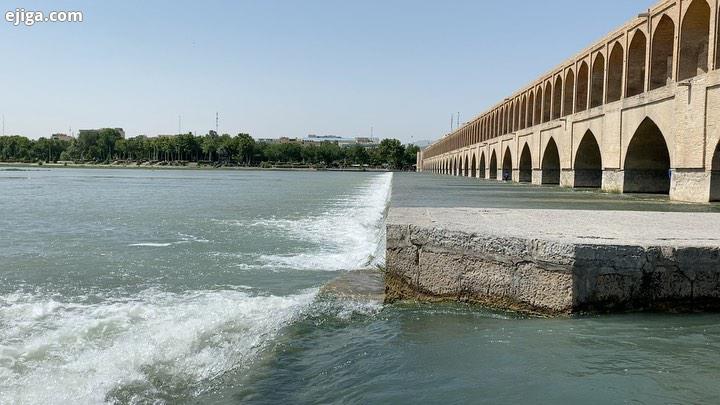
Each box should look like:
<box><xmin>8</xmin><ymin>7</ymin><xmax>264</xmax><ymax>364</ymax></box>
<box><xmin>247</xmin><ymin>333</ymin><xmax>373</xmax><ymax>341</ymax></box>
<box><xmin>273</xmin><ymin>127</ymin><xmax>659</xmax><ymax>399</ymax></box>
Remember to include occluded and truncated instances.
<box><xmin>0</xmin><ymin>130</ymin><xmax>420</xmax><ymax>169</ymax></box>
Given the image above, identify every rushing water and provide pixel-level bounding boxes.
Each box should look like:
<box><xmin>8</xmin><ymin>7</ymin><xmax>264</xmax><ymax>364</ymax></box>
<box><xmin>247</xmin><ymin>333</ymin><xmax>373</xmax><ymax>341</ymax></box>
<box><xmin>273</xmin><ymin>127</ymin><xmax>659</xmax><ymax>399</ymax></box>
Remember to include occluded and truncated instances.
<box><xmin>1</xmin><ymin>168</ymin><xmax>720</xmax><ymax>404</ymax></box>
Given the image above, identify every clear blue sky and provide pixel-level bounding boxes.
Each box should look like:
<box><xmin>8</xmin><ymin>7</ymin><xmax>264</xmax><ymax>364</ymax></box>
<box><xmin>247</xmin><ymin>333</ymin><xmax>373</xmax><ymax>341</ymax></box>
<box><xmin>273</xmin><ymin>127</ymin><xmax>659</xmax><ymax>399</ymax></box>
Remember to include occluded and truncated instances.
<box><xmin>1</xmin><ymin>0</ymin><xmax>655</xmax><ymax>143</ymax></box>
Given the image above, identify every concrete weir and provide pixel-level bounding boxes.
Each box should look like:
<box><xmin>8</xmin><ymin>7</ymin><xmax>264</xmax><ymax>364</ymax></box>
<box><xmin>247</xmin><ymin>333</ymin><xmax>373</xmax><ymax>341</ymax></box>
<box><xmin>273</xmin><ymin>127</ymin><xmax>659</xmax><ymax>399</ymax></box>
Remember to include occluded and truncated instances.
<box><xmin>385</xmin><ymin>208</ymin><xmax>720</xmax><ymax>315</ymax></box>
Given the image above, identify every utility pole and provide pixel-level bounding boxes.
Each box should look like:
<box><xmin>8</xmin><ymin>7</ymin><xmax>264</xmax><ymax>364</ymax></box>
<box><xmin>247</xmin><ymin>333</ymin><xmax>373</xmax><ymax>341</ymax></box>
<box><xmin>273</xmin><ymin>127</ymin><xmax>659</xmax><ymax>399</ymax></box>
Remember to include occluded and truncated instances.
<box><xmin>215</xmin><ymin>112</ymin><xmax>219</xmax><ymax>134</ymax></box>
<box><xmin>178</xmin><ymin>115</ymin><xmax>182</xmax><ymax>135</ymax></box>
<box><xmin>450</xmin><ymin>115</ymin><xmax>453</xmax><ymax>131</ymax></box>
<box><xmin>457</xmin><ymin>112</ymin><xmax>460</xmax><ymax>129</ymax></box>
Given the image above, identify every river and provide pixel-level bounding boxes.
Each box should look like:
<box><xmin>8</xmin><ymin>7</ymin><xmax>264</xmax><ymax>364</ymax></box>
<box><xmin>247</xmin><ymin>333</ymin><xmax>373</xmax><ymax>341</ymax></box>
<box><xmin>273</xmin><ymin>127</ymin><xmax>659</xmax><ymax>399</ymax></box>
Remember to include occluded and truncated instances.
<box><xmin>1</xmin><ymin>168</ymin><xmax>719</xmax><ymax>404</ymax></box>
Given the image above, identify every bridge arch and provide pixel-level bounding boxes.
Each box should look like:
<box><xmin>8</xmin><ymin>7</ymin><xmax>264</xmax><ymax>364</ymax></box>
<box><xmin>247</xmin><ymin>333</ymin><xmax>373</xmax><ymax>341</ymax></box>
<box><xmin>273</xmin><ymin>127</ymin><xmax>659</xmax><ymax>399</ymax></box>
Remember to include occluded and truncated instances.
<box><xmin>464</xmin><ymin>154</ymin><xmax>470</xmax><ymax>177</ymax></box>
<box><xmin>607</xmin><ymin>42</ymin><xmax>624</xmax><ymax>103</ymax></box>
<box><xmin>678</xmin><ymin>0</ymin><xmax>710</xmax><ymax>81</ymax></box>
<box><xmin>542</xmin><ymin>81</ymin><xmax>552</xmax><ymax>123</ymax></box>
<box><xmin>650</xmin><ymin>15</ymin><xmax>675</xmax><ymax>90</ymax></box>
<box><xmin>478</xmin><ymin>151</ymin><xmax>487</xmax><ymax>179</ymax></box>
<box><xmin>574</xmin><ymin>130</ymin><xmax>603</xmax><ymax>188</ymax></box>
<box><xmin>542</xmin><ymin>138</ymin><xmax>561</xmax><ymax>185</ymax></box>
<box><xmin>519</xmin><ymin>142</ymin><xmax>532</xmax><ymax>183</ymax></box>
<box><xmin>489</xmin><ymin>150</ymin><xmax>498</xmax><ymax>180</ymax></box>
<box><xmin>471</xmin><ymin>153</ymin><xmax>477</xmax><ymax>178</ymax></box>
<box><xmin>527</xmin><ymin>91</ymin><xmax>535</xmax><ymax>127</ymax></box>
<box><xmin>552</xmin><ymin>76</ymin><xmax>562</xmax><ymax>120</ymax></box>
<box><xmin>711</xmin><ymin>140</ymin><xmax>720</xmax><ymax>201</ymax></box>
<box><xmin>591</xmin><ymin>53</ymin><xmax>605</xmax><ymax>108</ymax></box>
<box><xmin>623</xmin><ymin>117</ymin><xmax>671</xmax><ymax>194</ymax></box>
<box><xmin>519</xmin><ymin>96</ymin><xmax>527</xmax><ymax>130</ymax></box>
<box><xmin>626</xmin><ymin>29</ymin><xmax>647</xmax><ymax>97</ymax></box>
<box><xmin>534</xmin><ymin>86</ymin><xmax>543</xmax><ymax>126</ymax></box>
<box><xmin>502</xmin><ymin>147</ymin><xmax>513</xmax><ymax>181</ymax></box>
<box><xmin>576</xmin><ymin>61</ymin><xmax>589</xmax><ymax>112</ymax></box>
<box><xmin>563</xmin><ymin>69</ymin><xmax>575</xmax><ymax>116</ymax></box>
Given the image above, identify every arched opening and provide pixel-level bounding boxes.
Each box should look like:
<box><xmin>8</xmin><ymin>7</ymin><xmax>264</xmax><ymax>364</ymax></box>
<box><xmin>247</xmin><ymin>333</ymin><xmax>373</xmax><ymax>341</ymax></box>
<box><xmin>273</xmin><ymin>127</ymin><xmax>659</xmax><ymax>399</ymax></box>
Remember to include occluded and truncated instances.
<box><xmin>541</xmin><ymin>138</ymin><xmax>561</xmax><ymax>185</ymax></box>
<box><xmin>711</xmin><ymin>141</ymin><xmax>720</xmax><ymax>201</ymax></box>
<box><xmin>519</xmin><ymin>143</ymin><xmax>532</xmax><ymax>183</ymax></box>
<box><xmin>542</xmin><ymin>82</ymin><xmax>552</xmax><ymax>123</ymax></box>
<box><xmin>512</xmin><ymin>101</ymin><xmax>518</xmax><ymax>132</ymax></box>
<box><xmin>489</xmin><ymin>151</ymin><xmax>498</xmax><ymax>180</ymax></box>
<box><xmin>563</xmin><ymin>69</ymin><xmax>575</xmax><ymax>116</ymax></box>
<box><xmin>500</xmin><ymin>107</ymin><xmax>506</xmax><ymax>135</ymax></box>
<box><xmin>534</xmin><ymin>87</ymin><xmax>543</xmax><ymax>126</ymax></box>
<box><xmin>650</xmin><ymin>15</ymin><xmax>675</xmax><ymax>90</ymax></box>
<box><xmin>574</xmin><ymin>131</ymin><xmax>603</xmax><ymax>188</ymax></box>
<box><xmin>576</xmin><ymin>62</ymin><xmax>589</xmax><ymax>112</ymax></box>
<box><xmin>678</xmin><ymin>0</ymin><xmax>710</xmax><ymax>81</ymax></box>
<box><xmin>471</xmin><ymin>154</ymin><xmax>477</xmax><ymax>178</ymax></box>
<box><xmin>464</xmin><ymin>155</ymin><xmax>469</xmax><ymax>177</ymax></box>
<box><xmin>520</xmin><ymin>96</ymin><xmax>527</xmax><ymax>130</ymax></box>
<box><xmin>478</xmin><ymin>152</ymin><xmax>487</xmax><ymax>179</ymax></box>
<box><xmin>591</xmin><ymin>53</ymin><xmax>605</xmax><ymax>108</ymax></box>
<box><xmin>502</xmin><ymin>147</ymin><xmax>513</xmax><ymax>181</ymax></box>
<box><xmin>552</xmin><ymin>76</ymin><xmax>562</xmax><ymax>120</ymax></box>
<box><xmin>626</xmin><ymin>30</ymin><xmax>647</xmax><ymax>97</ymax></box>
<box><xmin>607</xmin><ymin>43</ymin><xmax>624</xmax><ymax>103</ymax></box>
<box><xmin>623</xmin><ymin>118</ymin><xmax>671</xmax><ymax>194</ymax></box>
<box><xmin>527</xmin><ymin>91</ymin><xmax>535</xmax><ymax>127</ymax></box>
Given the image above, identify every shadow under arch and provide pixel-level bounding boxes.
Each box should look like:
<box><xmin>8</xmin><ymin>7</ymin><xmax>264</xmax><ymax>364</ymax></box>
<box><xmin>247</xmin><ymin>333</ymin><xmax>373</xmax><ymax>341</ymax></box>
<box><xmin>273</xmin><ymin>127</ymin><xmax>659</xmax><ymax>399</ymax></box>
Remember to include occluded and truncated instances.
<box><xmin>574</xmin><ymin>131</ymin><xmax>603</xmax><ymax>188</ymax></box>
<box><xmin>478</xmin><ymin>152</ymin><xmax>486</xmax><ymax>179</ymax></box>
<box><xmin>489</xmin><ymin>151</ymin><xmax>498</xmax><ymax>180</ymax></box>
<box><xmin>623</xmin><ymin>117</ymin><xmax>671</xmax><ymax>194</ymax></box>
<box><xmin>502</xmin><ymin>147</ymin><xmax>513</xmax><ymax>181</ymax></box>
<box><xmin>519</xmin><ymin>143</ymin><xmax>532</xmax><ymax>183</ymax></box>
<box><xmin>542</xmin><ymin>138</ymin><xmax>561</xmax><ymax>185</ymax></box>
<box><xmin>711</xmin><ymin>140</ymin><xmax>720</xmax><ymax>201</ymax></box>
<box><xmin>470</xmin><ymin>154</ymin><xmax>477</xmax><ymax>178</ymax></box>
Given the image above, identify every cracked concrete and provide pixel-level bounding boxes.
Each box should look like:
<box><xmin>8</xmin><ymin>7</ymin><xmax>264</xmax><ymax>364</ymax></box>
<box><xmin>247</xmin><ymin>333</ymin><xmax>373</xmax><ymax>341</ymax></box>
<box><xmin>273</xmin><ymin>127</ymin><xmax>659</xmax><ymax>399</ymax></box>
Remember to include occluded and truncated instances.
<box><xmin>385</xmin><ymin>208</ymin><xmax>720</xmax><ymax>315</ymax></box>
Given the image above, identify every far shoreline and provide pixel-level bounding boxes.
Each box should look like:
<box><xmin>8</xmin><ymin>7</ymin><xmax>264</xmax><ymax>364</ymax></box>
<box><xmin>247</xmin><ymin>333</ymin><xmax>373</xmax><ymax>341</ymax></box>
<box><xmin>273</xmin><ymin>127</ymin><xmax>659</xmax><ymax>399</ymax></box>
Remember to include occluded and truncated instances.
<box><xmin>0</xmin><ymin>161</ymin><xmax>398</xmax><ymax>173</ymax></box>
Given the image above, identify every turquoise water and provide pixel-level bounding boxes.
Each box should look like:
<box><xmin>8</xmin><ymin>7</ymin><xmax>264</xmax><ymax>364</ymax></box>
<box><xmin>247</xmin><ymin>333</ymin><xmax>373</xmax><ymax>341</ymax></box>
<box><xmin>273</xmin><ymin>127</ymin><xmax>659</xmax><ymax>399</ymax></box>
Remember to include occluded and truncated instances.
<box><xmin>1</xmin><ymin>168</ymin><xmax>720</xmax><ymax>404</ymax></box>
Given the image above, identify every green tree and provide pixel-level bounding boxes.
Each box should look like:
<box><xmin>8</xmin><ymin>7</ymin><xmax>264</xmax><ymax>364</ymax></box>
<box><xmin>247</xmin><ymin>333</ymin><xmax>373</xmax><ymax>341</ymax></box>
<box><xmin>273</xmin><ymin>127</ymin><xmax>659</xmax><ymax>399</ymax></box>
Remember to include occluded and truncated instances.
<box><xmin>346</xmin><ymin>144</ymin><xmax>370</xmax><ymax>165</ymax></box>
<box><xmin>376</xmin><ymin>138</ymin><xmax>405</xmax><ymax>169</ymax></box>
<box><xmin>234</xmin><ymin>133</ymin><xmax>255</xmax><ymax>165</ymax></box>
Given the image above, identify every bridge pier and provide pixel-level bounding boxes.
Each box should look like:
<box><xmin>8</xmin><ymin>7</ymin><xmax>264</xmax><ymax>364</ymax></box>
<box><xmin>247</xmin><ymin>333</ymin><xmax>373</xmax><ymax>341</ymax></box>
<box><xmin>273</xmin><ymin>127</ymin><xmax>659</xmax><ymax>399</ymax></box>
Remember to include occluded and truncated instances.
<box><xmin>670</xmin><ymin>169</ymin><xmax>712</xmax><ymax>203</ymax></box>
<box><xmin>602</xmin><ymin>170</ymin><xmax>624</xmax><ymax>193</ymax></box>
<box><xmin>559</xmin><ymin>169</ymin><xmax>574</xmax><ymax>188</ymax></box>
<box><xmin>531</xmin><ymin>169</ymin><xmax>542</xmax><ymax>185</ymax></box>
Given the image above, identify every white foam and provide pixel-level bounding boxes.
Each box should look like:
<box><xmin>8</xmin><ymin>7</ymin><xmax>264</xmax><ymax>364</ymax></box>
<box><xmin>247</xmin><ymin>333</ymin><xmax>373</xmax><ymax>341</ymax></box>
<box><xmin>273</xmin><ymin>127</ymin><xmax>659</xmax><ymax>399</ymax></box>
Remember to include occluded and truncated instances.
<box><xmin>129</xmin><ymin>242</ymin><xmax>173</xmax><ymax>247</ymax></box>
<box><xmin>0</xmin><ymin>288</ymin><xmax>316</xmax><ymax>404</ymax></box>
<box><xmin>252</xmin><ymin>173</ymin><xmax>393</xmax><ymax>271</ymax></box>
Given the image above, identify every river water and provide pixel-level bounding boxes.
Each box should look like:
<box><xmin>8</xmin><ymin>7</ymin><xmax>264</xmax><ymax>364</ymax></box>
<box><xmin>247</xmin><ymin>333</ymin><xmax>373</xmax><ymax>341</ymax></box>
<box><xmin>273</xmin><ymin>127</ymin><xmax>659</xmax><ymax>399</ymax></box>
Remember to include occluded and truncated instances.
<box><xmin>1</xmin><ymin>168</ymin><xmax>719</xmax><ymax>404</ymax></box>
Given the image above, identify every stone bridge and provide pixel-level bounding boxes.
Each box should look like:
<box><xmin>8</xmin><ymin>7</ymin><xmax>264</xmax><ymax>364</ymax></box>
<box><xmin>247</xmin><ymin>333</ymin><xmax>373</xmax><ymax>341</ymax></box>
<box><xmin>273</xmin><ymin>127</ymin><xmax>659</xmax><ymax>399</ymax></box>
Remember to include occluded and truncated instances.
<box><xmin>417</xmin><ymin>0</ymin><xmax>720</xmax><ymax>202</ymax></box>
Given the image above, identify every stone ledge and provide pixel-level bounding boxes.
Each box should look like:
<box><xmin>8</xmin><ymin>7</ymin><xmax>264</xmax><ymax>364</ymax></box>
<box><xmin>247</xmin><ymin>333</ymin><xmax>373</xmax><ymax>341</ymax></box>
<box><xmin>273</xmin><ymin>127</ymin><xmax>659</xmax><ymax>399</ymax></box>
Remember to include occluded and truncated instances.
<box><xmin>385</xmin><ymin>208</ymin><xmax>720</xmax><ymax>315</ymax></box>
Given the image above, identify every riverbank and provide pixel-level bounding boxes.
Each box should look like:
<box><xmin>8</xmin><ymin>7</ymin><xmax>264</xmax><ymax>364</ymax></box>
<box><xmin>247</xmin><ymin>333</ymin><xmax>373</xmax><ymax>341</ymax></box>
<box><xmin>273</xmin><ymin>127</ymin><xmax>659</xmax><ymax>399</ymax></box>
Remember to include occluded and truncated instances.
<box><xmin>0</xmin><ymin>161</ymin><xmax>395</xmax><ymax>172</ymax></box>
